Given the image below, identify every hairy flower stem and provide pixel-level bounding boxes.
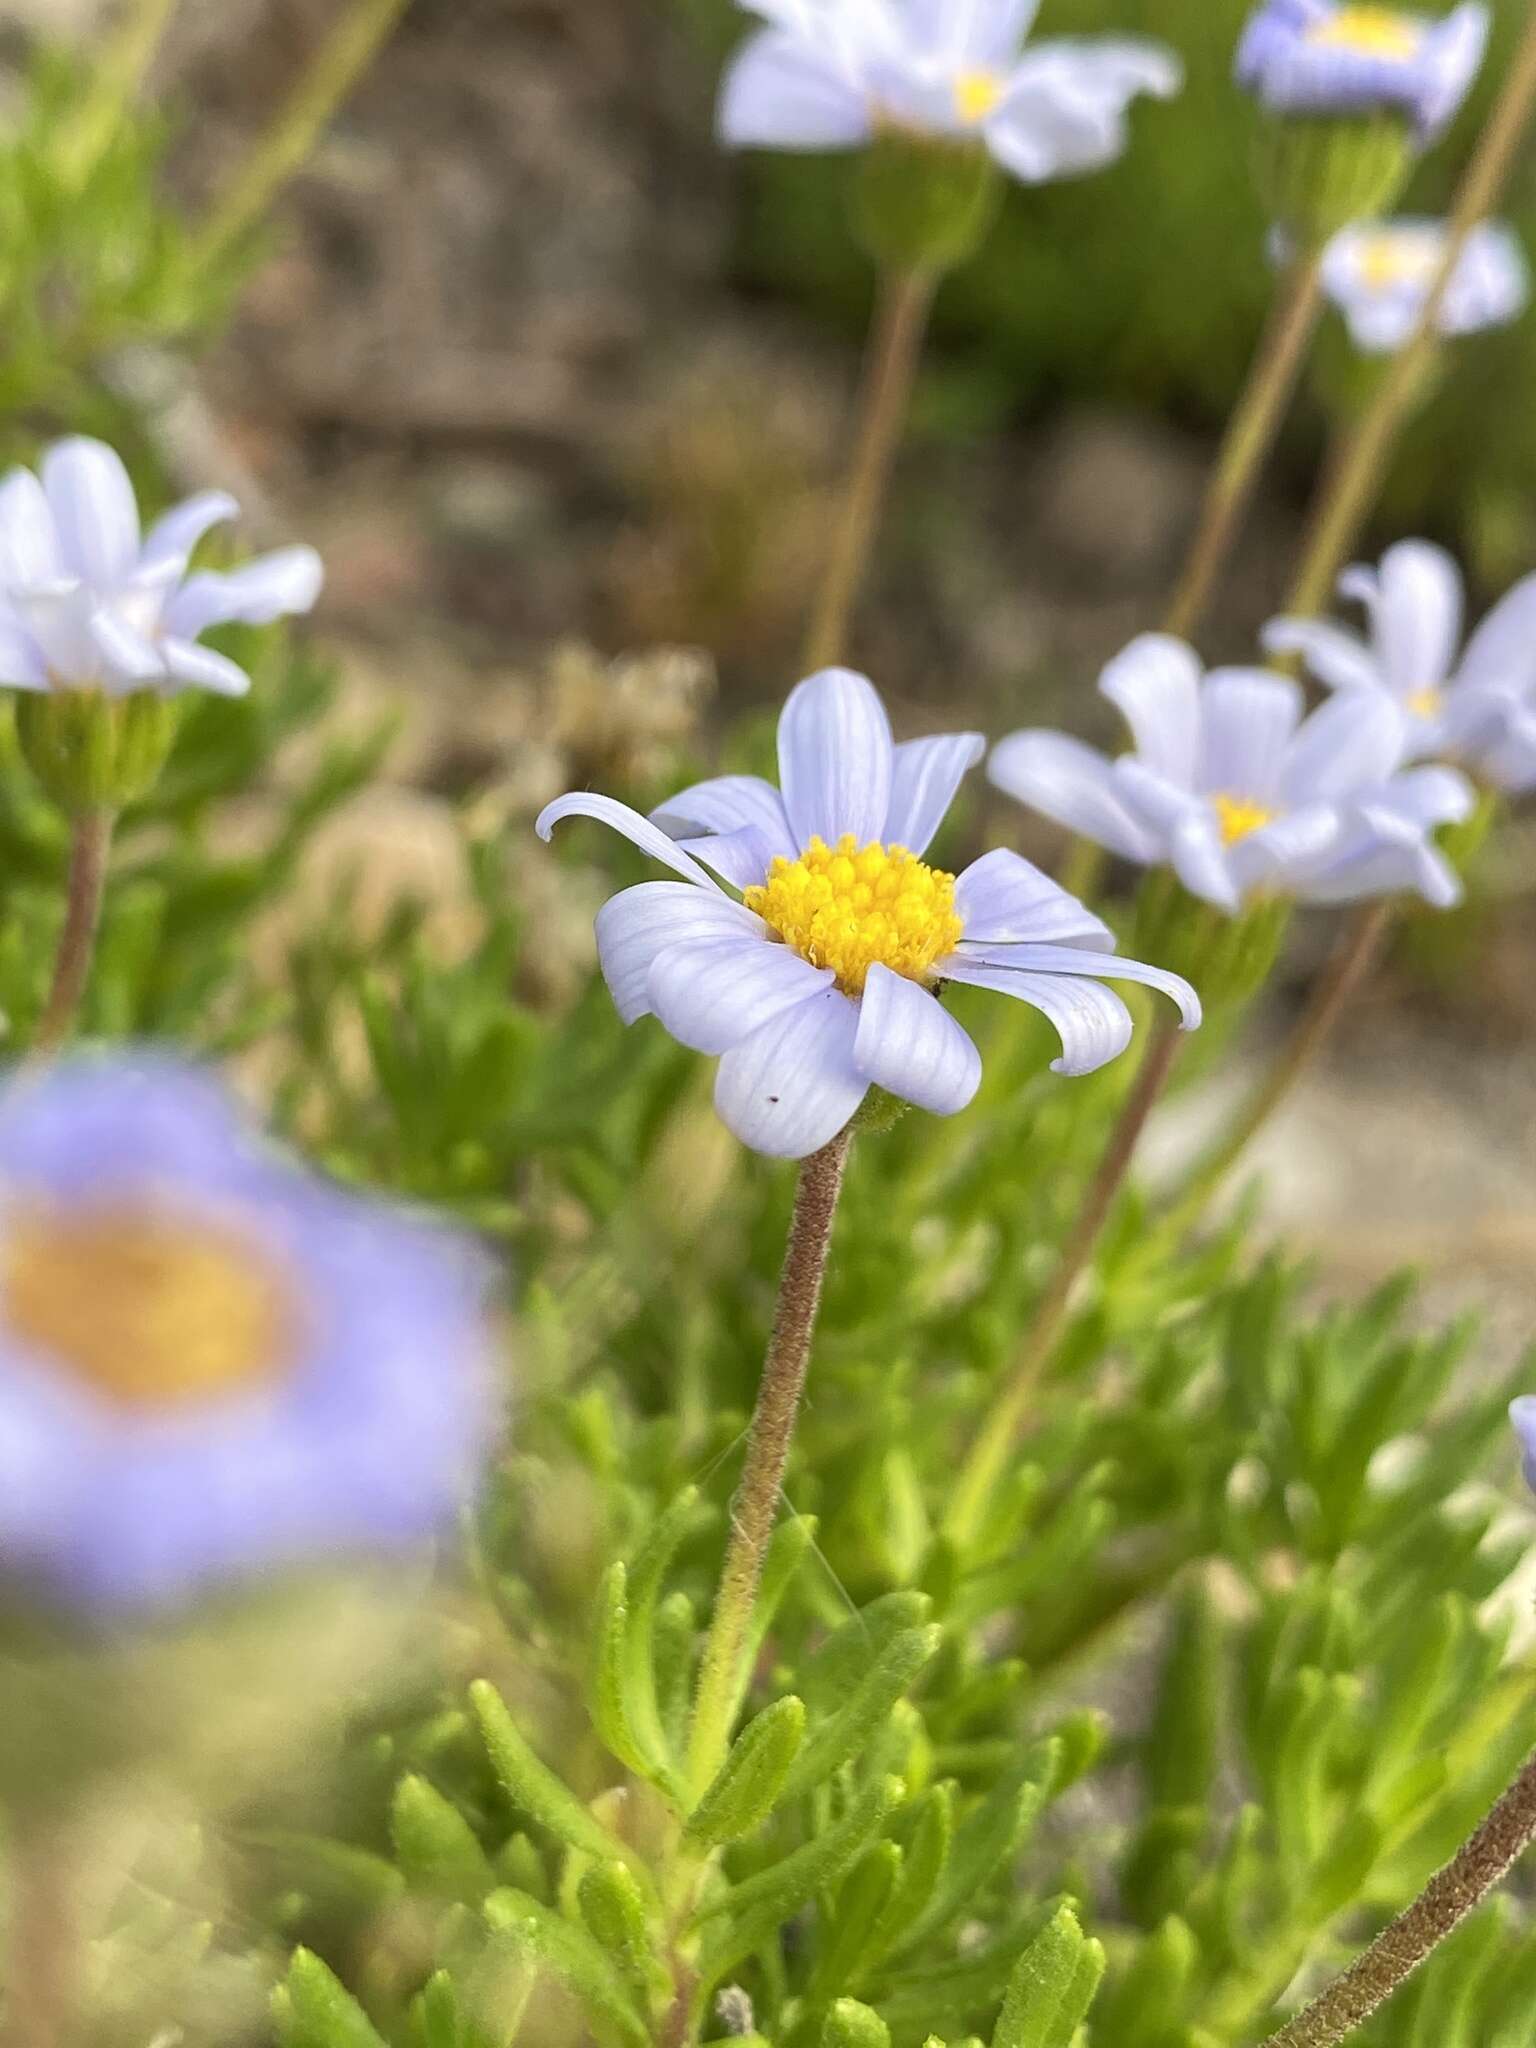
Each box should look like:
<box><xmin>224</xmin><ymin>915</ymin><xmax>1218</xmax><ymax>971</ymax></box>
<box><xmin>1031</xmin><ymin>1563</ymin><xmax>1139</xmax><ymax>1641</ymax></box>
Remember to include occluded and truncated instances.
<box><xmin>947</xmin><ymin>1017</ymin><xmax>1184</xmax><ymax>1547</ymax></box>
<box><xmin>686</xmin><ymin>1129</ymin><xmax>854</xmax><ymax>1795</ymax></box>
<box><xmin>191</xmin><ymin>0</ymin><xmax>410</xmax><ymax>269</ymax></box>
<box><xmin>1260</xmin><ymin>1747</ymin><xmax>1536</xmax><ymax>2048</ymax></box>
<box><xmin>1166</xmin><ymin>900</ymin><xmax>1390</xmax><ymax>1232</ymax></box>
<box><xmin>1</xmin><ymin>1818</ymin><xmax>81</xmax><ymax>2048</ymax></box>
<box><xmin>1163</xmin><ymin>252</ymin><xmax>1326</xmax><ymax>643</ymax></box>
<box><xmin>805</xmin><ymin>270</ymin><xmax>935</xmax><ymax>671</ymax></box>
<box><xmin>1285</xmin><ymin>9</ymin><xmax>1536</xmax><ymax>622</ymax></box>
<box><xmin>33</xmin><ymin>811</ymin><xmax>116</xmax><ymax>1063</ymax></box>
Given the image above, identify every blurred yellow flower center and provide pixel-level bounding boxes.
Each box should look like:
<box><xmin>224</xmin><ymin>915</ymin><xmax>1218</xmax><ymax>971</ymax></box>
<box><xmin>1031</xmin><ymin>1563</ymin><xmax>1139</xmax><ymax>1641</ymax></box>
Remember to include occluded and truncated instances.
<box><xmin>4</xmin><ymin>1205</ymin><xmax>297</xmax><ymax>1408</ymax></box>
<box><xmin>1407</xmin><ymin>686</ymin><xmax>1443</xmax><ymax>718</ymax></box>
<box><xmin>1307</xmin><ymin>8</ymin><xmax>1421</xmax><ymax>58</ymax></box>
<box><xmin>1213</xmin><ymin>795</ymin><xmax>1277</xmax><ymax>846</ymax></box>
<box><xmin>1359</xmin><ymin>236</ymin><xmax>1435</xmax><ymax>291</ymax></box>
<box><xmin>954</xmin><ymin>69</ymin><xmax>1004</xmax><ymax>125</ymax></box>
<box><xmin>744</xmin><ymin>836</ymin><xmax>964</xmax><ymax>996</ymax></box>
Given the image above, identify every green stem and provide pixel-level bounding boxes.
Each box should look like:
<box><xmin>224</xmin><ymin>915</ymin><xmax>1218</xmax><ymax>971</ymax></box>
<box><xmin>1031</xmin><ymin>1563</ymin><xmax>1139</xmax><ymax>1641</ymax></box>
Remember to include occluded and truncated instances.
<box><xmin>1163</xmin><ymin>252</ymin><xmax>1326</xmax><ymax>643</ymax></box>
<box><xmin>686</xmin><ymin>1130</ymin><xmax>854</xmax><ymax>1797</ymax></box>
<box><xmin>1165</xmin><ymin>900</ymin><xmax>1390</xmax><ymax>1235</ymax></box>
<box><xmin>804</xmin><ymin>269</ymin><xmax>935</xmax><ymax>672</ymax></box>
<box><xmin>189</xmin><ymin>0</ymin><xmax>410</xmax><ymax>270</ymax></box>
<box><xmin>56</xmin><ymin>0</ymin><xmax>181</xmax><ymax>187</ymax></box>
<box><xmin>946</xmin><ymin>1015</ymin><xmax>1184</xmax><ymax>1548</ymax></box>
<box><xmin>1260</xmin><ymin>1748</ymin><xmax>1536</xmax><ymax>2048</ymax></box>
<box><xmin>32</xmin><ymin>810</ymin><xmax>116</xmax><ymax>1062</ymax></box>
<box><xmin>1</xmin><ymin>1816</ymin><xmax>81</xmax><ymax>2048</ymax></box>
<box><xmin>1283</xmin><ymin>9</ymin><xmax>1536</xmax><ymax>622</ymax></box>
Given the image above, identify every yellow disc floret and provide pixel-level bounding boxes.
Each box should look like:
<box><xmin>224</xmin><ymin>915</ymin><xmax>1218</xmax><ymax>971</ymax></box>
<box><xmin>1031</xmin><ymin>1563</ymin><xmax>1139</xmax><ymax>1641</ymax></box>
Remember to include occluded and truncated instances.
<box><xmin>1407</xmin><ymin>686</ymin><xmax>1443</xmax><ymax>719</ymax></box>
<box><xmin>1213</xmin><ymin>794</ymin><xmax>1278</xmax><ymax>846</ymax></box>
<box><xmin>1307</xmin><ymin>7</ymin><xmax>1422</xmax><ymax>59</ymax></box>
<box><xmin>953</xmin><ymin>69</ymin><xmax>1005</xmax><ymax>126</ymax></box>
<box><xmin>1359</xmin><ymin>234</ymin><xmax>1436</xmax><ymax>292</ymax></box>
<box><xmin>4</xmin><ymin>1204</ymin><xmax>298</xmax><ymax>1408</ymax></box>
<box><xmin>744</xmin><ymin>835</ymin><xmax>965</xmax><ymax>996</ymax></box>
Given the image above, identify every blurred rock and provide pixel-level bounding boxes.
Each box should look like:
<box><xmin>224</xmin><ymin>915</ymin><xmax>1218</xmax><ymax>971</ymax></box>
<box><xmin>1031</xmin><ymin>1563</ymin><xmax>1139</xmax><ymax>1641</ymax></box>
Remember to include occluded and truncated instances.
<box><xmin>1027</xmin><ymin>408</ymin><xmax>1207</xmax><ymax>590</ymax></box>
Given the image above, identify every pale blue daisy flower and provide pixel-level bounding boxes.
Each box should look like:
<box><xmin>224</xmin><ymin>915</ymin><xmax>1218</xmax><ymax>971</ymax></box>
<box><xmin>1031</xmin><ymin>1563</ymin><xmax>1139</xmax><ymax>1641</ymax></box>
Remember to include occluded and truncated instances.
<box><xmin>719</xmin><ymin>0</ymin><xmax>1182</xmax><ymax>186</ymax></box>
<box><xmin>0</xmin><ymin>1056</ymin><xmax>494</xmax><ymax>1618</ymax></box>
<box><xmin>1236</xmin><ymin>1</ymin><xmax>1489</xmax><ymax>143</ymax></box>
<box><xmin>1265</xmin><ymin>542</ymin><xmax>1536</xmax><ymax>789</ymax></box>
<box><xmin>1318</xmin><ymin>218</ymin><xmax>1529</xmax><ymax>351</ymax></box>
<box><xmin>0</xmin><ymin>438</ymin><xmax>323</xmax><ymax>700</ymax></box>
<box><xmin>538</xmin><ymin>669</ymin><xmax>1200</xmax><ymax>1160</ymax></box>
<box><xmin>989</xmin><ymin>634</ymin><xmax>1475</xmax><ymax>914</ymax></box>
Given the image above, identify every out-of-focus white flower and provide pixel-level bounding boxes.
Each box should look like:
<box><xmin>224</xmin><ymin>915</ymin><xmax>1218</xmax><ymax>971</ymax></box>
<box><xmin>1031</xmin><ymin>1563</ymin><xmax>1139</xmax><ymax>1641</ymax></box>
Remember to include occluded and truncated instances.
<box><xmin>0</xmin><ymin>437</ymin><xmax>322</xmax><ymax>700</ymax></box>
<box><xmin>1266</xmin><ymin>542</ymin><xmax>1536</xmax><ymax>791</ymax></box>
<box><xmin>990</xmin><ymin>634</ymin><xmax>1475</xmax><ymax>914</ymax></box>
<box><xmin>719</xmin><ymin>0</ymin><xmax>1181</xmax><ymax>186</ymax></box>
<box><xmin>1318</xmin><ymin>218</ymin><xmax>1529</xmax><ymax>351</ymax></box>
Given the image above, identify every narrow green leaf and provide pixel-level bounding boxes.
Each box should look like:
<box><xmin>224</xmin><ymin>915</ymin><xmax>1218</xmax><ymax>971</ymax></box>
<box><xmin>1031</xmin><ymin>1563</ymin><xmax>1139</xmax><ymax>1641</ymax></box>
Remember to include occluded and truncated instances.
<box><xmin>745</xmin><ymin>1514</ymin><xmax>821</xmax><ymax>1678</ymax></box>
<box><xmin>391</xmin><ymin>1775</ymin><xmax>493</xmax><ymax>1901</ymax></box>
<box><xmin>591</xmin><ymin>1561</ymin><xmax>670</xmax><ymax>1788</ymax></box>
<box><xmin>822</xmin><ymin>1998</ymin><xmax>892</xmax><ymax>2048</ymax></box>
<box><xmin>470</xmin><ymin>1679</ymin><xmax>624</xmax><ymax>1865</ymax></box>
<box><xmin>622</xmin><ymin>1488</ymin><xmax>713</xmax><ymax>1765</ymax></box>
<box><xmin>280</xmin><ymin>1949</ymin><xmax>389</xmax><ymax>2048</ymax></box>
<box><xmin>783</xmin><ymin>1627</ymin><xmax>942</xmax><ymax>1800</ymax></box>
<box><xmin>687</xmin><ymin>1696</ymin><xmax>807</xmax><ymax>1845</ymax></box>
<box><xmin>875</xmin><ymin>1782</ymin><xmax>954</xmax><ymax>1959</ymax></box>
<box><xmin>910</xmin><ymin>1745</ymin><xmax>1056</xmax><ymax>1942</ymax></box>
<box><xmin>653</xmin><ymin>1590</ymin><xmax>698</xmax><ymax>1755</ymax></box>
<box><xmin>809</xmin><ymin>1840</ymin><xmax>903</xmax><ymax>2000</ymax></box>
<box><xmin>579</xmin><ymin>1860</ymin><xmax>666</xmax><ymax>2006</ymax></box>
<box><xmin>484</xmin><ymin>1886</ymin><xmax>649</xmax><ymax>2046</ymax></box>
<box><xmin>992</xmin><ymin>1907</ymin><xmax>1101</xmax><ymax>2048</ymax></box>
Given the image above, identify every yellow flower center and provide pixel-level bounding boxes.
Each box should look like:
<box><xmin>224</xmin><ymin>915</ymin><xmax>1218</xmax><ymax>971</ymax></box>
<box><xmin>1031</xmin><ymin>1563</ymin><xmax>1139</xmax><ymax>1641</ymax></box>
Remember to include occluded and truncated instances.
<box><xmin>1307</xmin><ymin>7</ymin><xmax>1422</xmax><ymax>59</ymax></box>
<box><xmin>4</xmin><ymin>1204</ymin><xmax>298</xmax><ymax>1409</ymax></box>
<box><xmin>1213</xmin><ymin>794</ymin><xmax>1278</xmax><ymax>846</ymax></box>
<box><xmin>953</xmin><ymin>69</ymin><xmax>1004</xmax><ymax>126</ymax></box>
<box><xmin>1407</xmin><ymin>686</ymin><xmax>1443</xmax><ymax>718</ymax></box>
<box><xmin>1359</xmin><ymin>235</ymin><xmax>1437</xmax><ymax>292</ymax></box>
<box><xmin>744</xmin><ymin>835</ymin><xmax>965</xmax><ymax>996</ymax></box>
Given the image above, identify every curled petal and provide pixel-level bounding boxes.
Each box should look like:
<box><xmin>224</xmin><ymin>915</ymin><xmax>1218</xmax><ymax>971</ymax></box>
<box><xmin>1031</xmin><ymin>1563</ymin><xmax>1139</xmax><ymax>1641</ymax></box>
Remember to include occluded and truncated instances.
<box><xmin>595</xmin><ymin>883</ymin><xmax>763</xmax><ymax>1023</ymax></box>
<box><xmin>651</xmin><ymin>774</ymin><xmax>796</xmax><ymax>857</ymax></box>
<box><xmin>164</xmin><ymin>547</ymin><xmax>324</xmax><ymax>640</ymax></box>
<box><xmin>139</xmin><ymin>491</ymin><xmax>239</xmax><ymax>577</ymax></box>
<box><xmin>941</xmin><ymin>956</ymin><xmax>1135</xmax><ymax>1075</ymax></box>
<box><xmin>537</xmin><ymin>793</ymin><xmax>726</xmax><ymax>893</ymax></box>
<box><xmin>714</xmin><ymin>988</ymin><xmax>867</xmax><ymax>1158</ymax></box>
<box><xmin>161</xmin><ymin>639</ymin><xmax>251</xmax><ymax>697</ymax></box>
<box><xmin>854</xmin><ymin>964</ymin><xmax>982</xmax><ymax>1115</ymax></box>
<box><xmin>648</xmin><ymin>936</ymin><xmax>832</xmax><ymax>1055</ymax></box>
<box><xmin>676</xmin><ymin>825</ymin><xmax>781</xmax><ymax>891</ymax></box>
<box><xmin>982</xmin><ymin>941</ymin><xmax>1202</xmax><ymax>1033</ymax></box>
<box><xmin>1262</xmin><ymin>616</ymin><xmax>1380</xmax><ymax>695</ymax></box>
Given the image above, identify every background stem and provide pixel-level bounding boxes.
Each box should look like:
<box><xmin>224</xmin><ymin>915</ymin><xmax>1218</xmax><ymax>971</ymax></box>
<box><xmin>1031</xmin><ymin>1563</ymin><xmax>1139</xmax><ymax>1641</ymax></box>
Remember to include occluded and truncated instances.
<box><xmin>2</xmin><ymin>1817</ymin><xmax>81</xmax><ymax>2048</ymax></box>
<box><xmin>1261</xmin><ymin>1749</ymin><xmax>1536</xmax><ymax>2048</ymax></box>
<box><xmin>33</xmin><ymin>811</ymin><xmax>115</xmax><ymax>1062</ymax></box>
<box><xmin>686</xmin><ymin>1129</ymin><xmax>854</xmax><ymax>1796</ymax></box>
<box><xmin>947</xmin><ymin>1016</ymin><xmax>1184</xmax><ymax>1546</ymax></box>
<box><xmin>1163</xmin><ymin>252</ymin><xmax>1325</xmax><ymax>642</ymax></box>
<box><xmin>804</xmin><ymin>270</ymin><xmax>935</xmax><ymax>672</ymax></box>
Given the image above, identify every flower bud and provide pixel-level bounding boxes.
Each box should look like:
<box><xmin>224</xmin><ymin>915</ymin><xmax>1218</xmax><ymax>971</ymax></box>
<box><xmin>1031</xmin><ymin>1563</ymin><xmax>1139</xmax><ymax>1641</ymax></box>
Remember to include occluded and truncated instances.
<box><xmin>14</xmin><ymin>687</ymin><xmax>179</xmax><ymax>816</ymax></box>
<box><xmin>852</xmin><ymin>131</ymin><xmax>1000</xmax><ymax>277</ymax></box>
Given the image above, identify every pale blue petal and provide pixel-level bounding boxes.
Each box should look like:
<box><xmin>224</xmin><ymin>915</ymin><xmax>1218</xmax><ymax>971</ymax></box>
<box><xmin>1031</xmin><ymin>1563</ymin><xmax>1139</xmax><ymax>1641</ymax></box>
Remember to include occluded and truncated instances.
<box><xmin>677</xmin><ymin>825</ymin><xmax>781</xmax><ymax>890</ymax></box>
<box><xmin>1168</xmin><ymin>812</ymin><xmax>1241</xmax><ymax>913</ymax></box>
<box><xmin>1371</xmin><ymin>540</ymin><xmax>1463</xmax><ymax>697</ymax></box>
<box><xmin>1261</xmin><ymin>616</ymin><xmax>1381</xmax><ymax>694</ymax></box>
<box><xmin>536</xmin><ymin>793</ymin><xmax>727</xmax><ymax>893</ymax></box>
<box><xmin>1279</xmin><ymin>691</ymin><xmax>1406</xmax><ymax>805</ymax></box>
<box><xmin>161</xmin><ymin>638</ymin><xmax>252</xmax><ymax>697</ymax></box>
<box><xmin>651</xmin><ymin>774</ymin><xmax>796</xmax><ymax>856</ymax></box>
<box><xmin>1098</xmin><ymin>633</ymin><xmax>1202</xmax><ymax>788</ymax></box>
<box><xmin>164</xmin><ymin>547</ymin><xmax>323</xmax><ymax>638</ymax></box>
<box><xmin>139</xmin><ymin>490</ymin><xmax>239</xmax><ymax>576</ymax></box>
<box><xmin>989</xmin><ymin>730</ymin><xmax>1161</xmax><ymax>862</ymax></box>
<box><xmin>988</xmin><ymin>39</ymin><xmax>1181</xmax><ymax>181</ymax></box>
<box><xmin>778</xmin><ymin>667</ymin><xmax>894</xmax><ymax>849</ymax></box>
<box><xmin>1199</xmin><ymin>669</ymin><xmax>1303</xmax><ymax>800</ymax></box>
<box><xmin>940</xmin><ymin>956</ymin><xmax>1135</xmax><ymax>1075</ymax></box>
<box><xmin>981</xmin><ymin>941</ymin><xmax>1202</xmax><ymax>1032</ymax></box>
<box><xmin>1456</xmin><ymin>572</ymin><xmax>1536</xmax><ymax>696</ymax></box>
<box><xmin>0</xmin><ymin>469</ymin><xmax>63</xmax><ymax>587</ymax></box>
<box><xmin>953</xmin><ymin>847</ymin><xmax>1114</xmax><ymax>950</ymax></box>
<box><xmin>884</xmin><ymin>733</ymin><xmax>984</xmax><ymax>855</ymax></box>
<box><xmin>648</xmin><ymin>934</ymin><xmax>832</xmax><ymax>1055</ymax></box>
<box><xmin>1302</xmin><ymin>806</ymin><xmax>1462</xmax><ymax>909</ymax></box>
<box><xmin>594</xmin><ymin>883</ymin><xmax>763</xmax><ymax>1023</ymax></box>
<box><xmin>853</xmin><ymin>963</ymin><xmax>981</xmax><ymax>1114</ymax></box>
<box><xmin>1511</xmin><ymin>1397</ymin><xmax>1536</xmax><ymax>1493</ymax></box>
<box><xmin>1226</xmin><ymin>803</ymin><xmax>1342</xmax><ymax>895</ymax></box>
<box><xmin>714</xmin><ymin>988</ymin><xmax>866</xmax><ymax>1158</ymax></box>
<box><xmin>903</xmin><ymin>0</ymin><xmax>1039</xmax><ymax>66</ymax></box>
<box><xmin>14</xmin><ymin>585</ymin><xmax>100</xmax><ymax>684</ymax></box>
<box><xmin>1373</xmin><ymin>764</ymin><xmax>1476</xmax><ymax>829</ymax></box>
<box><xmin>89</xmin><ymin>610</ymin><xmax>166</xmax><ymax>685</ymax></box>
<box><xmin>718</xmin><ymin>29</ymin><xmax>873</xmax><ymax>149</ymax></box>
<box><xmin>0</xmin><ymin>618</ymin><xmax>45</xmax><ymax>690</ymax></box>
<box><xmin>41</xmin><ymin>438</ymin><xmax>141</xmax><ymax>586</ymax></box>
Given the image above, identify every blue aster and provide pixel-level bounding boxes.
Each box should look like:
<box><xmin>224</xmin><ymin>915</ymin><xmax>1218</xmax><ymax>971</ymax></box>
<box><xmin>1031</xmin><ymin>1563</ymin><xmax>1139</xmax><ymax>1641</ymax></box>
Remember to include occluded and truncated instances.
<box><xmin>989</xmin><ymin>634</ymin><xmax>1475</xmax><ymax>915</ymax></box>
<box><xmin>1317</xmin><ymin>218</ymin><xmax>1528</xmax><ymax>351</ymax></box>
<box><xmin>538</xmin><ymin>668</ymin><xmax>1200</xmax><ymax>1161</ymax></box>
<box><xmin>0</xmin><ymin>1056</ymin><xmax>494</xmax><ymax>1619</ymax></box>
<box><xmin>1236</xmin><ymin>1</ymin><xmax>1489</xmax><ymax>143</ymax></box>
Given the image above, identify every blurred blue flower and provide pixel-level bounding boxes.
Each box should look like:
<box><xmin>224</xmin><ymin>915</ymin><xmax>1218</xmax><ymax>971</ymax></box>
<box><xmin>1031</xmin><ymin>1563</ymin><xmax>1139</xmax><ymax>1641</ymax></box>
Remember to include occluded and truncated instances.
<box><xmin>1266</xmin><ymin>542</ymin><xmax>1536</xmax><ymax>790</ymax></box>
<box><xmin>719</xmin><ymin>0</ymin><xmax>1181</xmax><ymax>185</ymax></box>
<box><xmin>1510</xmin><ymin>1398</ymin><xmax>1536</xmax><ymax>1493</ymax></box>
<box><xmin>1317</xmin><ymin>218</ymin><xmax>1529</xmax><ymax>350</ymax></box>
<box><xmin>0</xmin><ymin>1057</ymin><xmax>494</xmax><ymax>1618</ymax></box>
<box><xmin>0</xmin><ymin>438</ymin><xmax>322</xmax><ymax>700</ymax></box>
<box><xmin>989</xmin><ymin>634</ymin><xmax>1474</xmax><ymax>914</ymax></box>
<box><xmin>1236</xmin><ymin>1</ymin><xmax>1489</xmax><ymax>142</ymax></box>
<box><xmin>538</xmin><ymin>668</ymin><xmax>1199</xmax><ymax>1159</ymax></box>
